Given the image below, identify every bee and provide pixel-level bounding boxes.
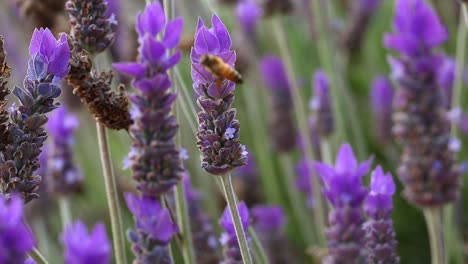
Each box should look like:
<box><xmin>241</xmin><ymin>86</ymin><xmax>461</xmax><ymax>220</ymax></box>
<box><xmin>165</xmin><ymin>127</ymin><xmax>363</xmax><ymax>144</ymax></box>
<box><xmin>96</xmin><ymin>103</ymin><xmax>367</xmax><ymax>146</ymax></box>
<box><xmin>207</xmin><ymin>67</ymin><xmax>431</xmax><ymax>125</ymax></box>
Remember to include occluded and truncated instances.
<box><xmin>200</xmin><ymin>54</ymin><xmax>243</xmax><ymax>85</ymax></box>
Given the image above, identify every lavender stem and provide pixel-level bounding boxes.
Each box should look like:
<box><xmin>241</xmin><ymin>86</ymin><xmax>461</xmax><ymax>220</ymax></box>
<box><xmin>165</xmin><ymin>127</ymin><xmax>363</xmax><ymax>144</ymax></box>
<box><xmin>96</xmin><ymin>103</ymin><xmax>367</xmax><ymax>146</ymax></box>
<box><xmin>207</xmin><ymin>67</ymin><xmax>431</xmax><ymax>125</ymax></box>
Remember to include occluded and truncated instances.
<box><xmin>29</xmin><ymin>248</ymin><xmax>49</xmax><ymax>264</ymax></box>
<box><xmin>58</xmin><ymin>197</ymin><xmax>72</xmax><ymax>228</ymax></box>
<box><xmin>248</xmin><ymin>227</ymin><xmax>269</xmax><ymax>264</ymax></box>
<box><xmin>271</xmin><ymin>17</ymin><xmax>326</xmax><ymax>245</ymax></box>
<box><xmin>96</xmin><ymin>123</ymin><xmax>126</xmax><ymax>264</ymax></box>
<box><xmin>424</xmin><ymin>207</ymin><xmax>446</xmax><ymax>264</ymax></box>
<box><xmin>220</xmin><ymin>173</ymin><xmax>253</xmax><ymax>264</ymax></box>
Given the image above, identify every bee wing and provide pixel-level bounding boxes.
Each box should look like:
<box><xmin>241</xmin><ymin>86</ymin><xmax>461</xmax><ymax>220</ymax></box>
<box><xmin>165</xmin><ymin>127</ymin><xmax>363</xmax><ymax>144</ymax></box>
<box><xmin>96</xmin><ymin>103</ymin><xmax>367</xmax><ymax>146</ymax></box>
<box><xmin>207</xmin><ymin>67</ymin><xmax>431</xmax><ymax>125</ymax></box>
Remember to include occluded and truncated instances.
<box><xmin>192</xmin><ymin>63</ymin><xmax>212</xmax><ymax>83</ymax></box>
<box><xmin>219</xmin><ymin>51</ymin><xmax>236</xmax><ymax>66</ymax></box>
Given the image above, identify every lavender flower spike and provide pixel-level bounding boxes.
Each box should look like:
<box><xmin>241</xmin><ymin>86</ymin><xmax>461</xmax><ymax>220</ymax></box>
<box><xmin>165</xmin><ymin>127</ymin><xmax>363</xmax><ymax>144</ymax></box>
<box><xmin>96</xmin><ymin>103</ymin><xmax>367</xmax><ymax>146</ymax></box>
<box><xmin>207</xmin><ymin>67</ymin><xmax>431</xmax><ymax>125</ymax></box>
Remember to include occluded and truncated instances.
<box><xmin>125</xmin><ymin>193</ymin><xmax>178</xmax><ymax>263</ymax></box>
<box><xmin>364</xmin><ymin>166</ymin><xmax>400</xmax><ymax>263</ymax></box>
<box><xmin>260</xmin><ymin>56</ymin><xmax>297</xmax><ymax>152</ymax></box>
<box><xmin>314</xmin><ymin>143</ymin><xmax>372</xmax><ymax>263</ymax></box>
<box><xmin>0</xmin><ymin>195</ymin><xmax>36</xmax><ymax>263</ymax></box>
<box><xmin>370</xmin><ymin>76</ymin><xmax>393</xmax><ymax>144</ymax></box>
<box><xmin>0</xmin><ymin>28</ymin><xmax>70</xmax><ymax>202</ymax></box>
<box><xmin>47</xmin><ymin>107</ymin><xmax>83</xmax><ymax>196</ymax></box>
<box><xmin>191</xmin><ymin>15</ymin><xmax>247</xmax><ymax>175</ymax></box>
<box><xmin>114</xmin><ymin>1</ymin><xmax>184</xmax><ymax>197</ymax></box>
<box><xmin>385</xmin><ymin>0</ymin><xmax>460</xmax><ymax>207</ymax></box>
<box><xmin>220</xmin><ymin>201</ymin><xmax>250</xmax><ymax>263</ymax></box>
<box><xmin>62</xmin><ymin>220</ymin><xmax>111</xmax><ymax>264</ymax></box>
<box><xmin>310</xmin><ymin>70</ymin><xmax>334</xmax><ymax>138</ymax></box>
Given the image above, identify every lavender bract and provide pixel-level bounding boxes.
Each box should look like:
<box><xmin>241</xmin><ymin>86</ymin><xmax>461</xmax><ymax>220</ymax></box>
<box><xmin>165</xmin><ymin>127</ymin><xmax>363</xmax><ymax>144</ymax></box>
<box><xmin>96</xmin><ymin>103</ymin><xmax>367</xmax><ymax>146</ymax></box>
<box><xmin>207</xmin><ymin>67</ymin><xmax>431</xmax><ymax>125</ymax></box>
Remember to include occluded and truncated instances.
<box><xmin>364</xmin><ymin>166</ymin><xmax>399</xmax><ymax>263</ymax></box>
<box><xmin>314</xmin><ymin>143</ymin><xmax>371</xmax><ymax>263</ymax></box>
<box><xmin>114</xmin><ymin>1</ymin><xmax>184</xmax><ymax>197</ymax></box>
<box><xmin>220</xmin><ymin>201</ymin><xmax>250</xmax><ymax>264</ymax></box>
<box><xmin>62</xmin><ymin>220</ymin><xmax>111</xmax><ymax>264</ymax></box>
<box><xmin>370</xmin><ymin>76</ymin><xmax>393</xmax><ymax>144</ymax></box>
<box><xmin>0</xmin><ymin>36</ymin><xmax>11</xmax><ymax>153</ymax></box>
<box><xmin>260</xmin><ymin>56</ymin><xmax>297</xmax><ymax>152</ymax></box>
<box><xmin>385</xmin><ymin>0</ymin><xmax>460</xmax><ymax>207</ymax></box>
<box><xmin>0</xmin><ymin>195</ymin><xmax>36</xmax><ymax>263</ymax></box>
<box><xmin>310</xmin><ymin>70</ymin><xmax>334</xmax><ymax>138</ymax></box>
<box><xmin>0</xmin><ymin>28</ymin><xmax>69</xmax><ymax>202</ymax></box>
<box><xmin>191</xmin><ymin>15</ymin><xmax>247</xmax><ymax>175</ymax></box>
<box><xmin>125</xmin><ymin>193</ymin><xmax>178</xmax><ymax>264</ymax></box>
<box><xmin>46</xmin><ymin>107</ymin><xmax>82</xmax><ymax>196</ymax></box>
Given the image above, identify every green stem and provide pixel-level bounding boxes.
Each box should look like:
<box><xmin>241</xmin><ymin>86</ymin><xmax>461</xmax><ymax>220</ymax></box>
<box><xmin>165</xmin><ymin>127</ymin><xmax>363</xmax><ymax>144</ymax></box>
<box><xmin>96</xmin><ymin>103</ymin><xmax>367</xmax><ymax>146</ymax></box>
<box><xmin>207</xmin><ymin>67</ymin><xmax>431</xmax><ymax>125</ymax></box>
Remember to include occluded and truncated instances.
<box><xmin>271</xmin><ymin>17</ymin><xmax>326</xmax><ymax>245</ymax></box>
<box><xmin>219</xmin><ymin>173</ymin><xmax>253</xmax><ymax>264</ymax></box>
<box><xmin>29</xmin><ymin>248</ymin><xmax>49</xmax><ymax>264</ymax></box>
<box><xmin>96</xmin><ymin>123</ymin><xmax>127</xmax><ymax>264</ymax></box>
<box><xmin>58</xmin><ymin>197</ymin><xmax>72</xmax><ymax>228</ymax></box>
<box><xmin>423</xmin><ymin>207</ymin><xmax>446</xmax><ymax>264</ymax></box>
<box><xmin>174</xmin><ymin>182</ymin><xmax>197</xmax><ymax>264</ymax></box>
<box><xmin>248</xmin><ymin>227</ymin><xmax>269</xmax><ymax>264</ymax></box>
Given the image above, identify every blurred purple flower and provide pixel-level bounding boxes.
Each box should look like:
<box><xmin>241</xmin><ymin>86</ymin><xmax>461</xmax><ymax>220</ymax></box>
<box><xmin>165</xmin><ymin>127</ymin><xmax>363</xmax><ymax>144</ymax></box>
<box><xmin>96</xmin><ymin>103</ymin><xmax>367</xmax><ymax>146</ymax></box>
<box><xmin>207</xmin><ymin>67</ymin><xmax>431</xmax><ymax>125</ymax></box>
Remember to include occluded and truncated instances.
<box><xmin>190</xmin><ymin>15</ymin><xmax>247</xmax><ymax>175</ymax></box>
<box><xmin>24</xmin><ymin>258</ymin><xmax>36</xmax><ymax>264</ymax></box>
<box><xmin>437</xmin><ymin>57</ymin><xmax>455</xmax><ymax>107</ymax></box>
<box><xmin>370</xmin><ymin>76</ymin><xmax>394</xmax><ymax>143</ymax></box>
<box><xmin>0</xmin><ymin>195</ymin><xmax>36</xmax><ymax>263</ymax></box>
<box><xmin>46</xmin><ymin>107</ymin><xmax>83</xmax><ymax>196</ymax></box>
<box><xmin>251</xmin><ymin>205</ymin><xmax>285</xmax><ymax>232</ymax></box>
<box><xmin>62</xmin><ymin>220</ymin><xmax>111</xmax><ymax>264</ymax></box>
<box><xmin>114</xmin><ymin>1</ymin><xmax>184</xmax><ymax>197</ymax></box>
<box><xmin>29</xmin><ymin>28</ymin><xmax>70</xmax><ymax>80</ymax></box>
<box><xmin>310</xmin><ymin>70</ymin><xmax>334</xmax><ymax>137</ymax></box>
<box><xmin>364</xmin><ymin>166</ymin><xmax>399</xmax><ymax>263</ymax></box>
<box><xmin>384</xmin><ymin>0</ymin><xmax>447</xmax><ymax>58</ymax></box>
<box><xmin>236</xmin><ymin>0</ymin><xmax>263</xmax><ymax>36</ymax></box>
<box><xmin>260</xmin><ymin>56</ymin><xmax>297</xmax><ymax>152</ymax></box>
<box><xmin>220</xmin><ymin>201</ymin><xmax>250</xmax><ymax>263</ymax></box>
<box><xmin>314</xmin><ymin>143</ymin><xmax>371</xmax><ymax>263</ymax></box>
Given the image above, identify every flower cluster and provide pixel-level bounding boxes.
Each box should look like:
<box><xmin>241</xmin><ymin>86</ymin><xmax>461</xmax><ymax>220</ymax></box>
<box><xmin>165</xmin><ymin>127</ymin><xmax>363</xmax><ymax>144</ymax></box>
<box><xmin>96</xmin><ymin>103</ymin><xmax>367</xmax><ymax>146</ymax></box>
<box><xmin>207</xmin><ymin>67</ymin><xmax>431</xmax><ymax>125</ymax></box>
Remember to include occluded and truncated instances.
<box><xmin>62</xmin><ymin>220</ymin><xmax>111</xmax><ymax>264</ymax></box>
<box><xmin>65</xmin><ymin>0</ymin><xmax>131</xmax><ymax>130</ymax></box>
<box><xmin>314</xmin><ymin>143</ymin><xmax>371</xmax><ymax>263</ymax></box>
<box><xmin>310</xmin><ymin>70</ymin><xmax>334</xmax><ymax>138</ymax></box>
<box><xmin>0</xmin><ymin>195</ymin><xmax>36</xmax><ymax>263</ymax></box>
<box><xmin>219</xmin><ymin>201</ymin><xmax>251</xmax><ymax>263</ymax></box>
<box><xmin>125</xmin><ymin>193</ymin><xmax>178</xmax><ymax>263</ymax></box>
<box><xmin>364</xmin><ymin>166</ymin><xmax>399</xmax><ymax>263</ymax></box>
<box><xmin>191</xmin><ymin>15</ymin><xmax>247</xmax><ymax>175</ymax></box>
<box><xmin>232</xmin><ymin>151</ymin><xmax>263</xmax><ymax>205</ymax></box>
<box><xmin>46</xmin><ymin>107</ymin><xmax>82</xmax><ymax>196</ymax></box>
<box><xmin>0</xmin><ymin>36</ymin><xmax>11</xmax><ymax>152</ymax></box>
<box><xmin>260</xmin><ymin>56</ymin><xmax>297</xmax><ymax>152</ymax></box>
<box><xmin>114</xmin><ymin>1</ymin><xmax>184</xmax><ymax>197</ymax></box>
<box><xmin>0</xmin><ymin>28</ymin><xmax>69</xmax><ymax>202</ymax></box>
<box><xmin>370</xmin><ymin>76</ymin><xmax>394</xmax><ymax>144</ymax></box>
<box><xmin>385</xmin><ymin>0</ymin><xmax>460</xmax><ymax>207</ymax></box>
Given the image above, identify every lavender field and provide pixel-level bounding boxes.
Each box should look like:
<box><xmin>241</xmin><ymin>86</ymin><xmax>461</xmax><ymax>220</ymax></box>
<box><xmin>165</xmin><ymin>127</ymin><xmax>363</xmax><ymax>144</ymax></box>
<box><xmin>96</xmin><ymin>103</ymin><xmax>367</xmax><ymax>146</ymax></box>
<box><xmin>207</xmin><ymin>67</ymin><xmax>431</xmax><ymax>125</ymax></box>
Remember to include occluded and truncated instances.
<box><xmin>0</xmin><ymin>0</ymin><xmax>466</xmax><ymax>263</ymax></box>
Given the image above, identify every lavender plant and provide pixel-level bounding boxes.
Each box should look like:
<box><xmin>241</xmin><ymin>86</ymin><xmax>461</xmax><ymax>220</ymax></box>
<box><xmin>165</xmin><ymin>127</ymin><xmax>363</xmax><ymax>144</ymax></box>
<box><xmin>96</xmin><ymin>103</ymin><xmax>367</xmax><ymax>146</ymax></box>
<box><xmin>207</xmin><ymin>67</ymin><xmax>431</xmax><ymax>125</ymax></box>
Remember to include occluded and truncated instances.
<box><xmin>0</xmin><ymin>28</ymin><xmax>69</xmax><ymax>202</ymax></box>
<box><xmin>219</xmin><ymin>201</ymin><xmax>250</xmax><ymax>264</ymax></box>
<box><xmin>370</xmin><ymin>76</ymin><xmax>394</xmax><ymax>144</ymax></box>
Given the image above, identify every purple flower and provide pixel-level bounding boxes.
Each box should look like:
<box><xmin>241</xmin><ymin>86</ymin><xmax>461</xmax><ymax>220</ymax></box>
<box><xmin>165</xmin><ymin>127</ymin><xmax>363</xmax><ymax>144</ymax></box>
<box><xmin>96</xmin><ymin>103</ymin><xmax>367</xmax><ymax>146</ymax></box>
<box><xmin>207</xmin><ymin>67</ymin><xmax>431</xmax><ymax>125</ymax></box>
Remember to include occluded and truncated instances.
<box><xmin>251</xmin><ymin>205</ymin><xmax>285</xmax><ymax>232</ymax></box>
<box><xmin>125</xmin><ymin>193</ymin><xmax>178</xmax><ymax>243</ymax></box>
<box><xmin>114</xmin><ymin>2</ymin><xmax>184</xmax><ymax>197</ymax></box>
<box><xmin>236</xmin><ymin>0</ymin><xmax>263</xmax><ymax>36</ymax></box>
<box><xmin>314</xmin><ymin>143</ymin><xmax>371</xmax><ymax>263</ymax></box>
<box><xmin>62</xmin><ymin>220</ymin><xmax>111</xmax><ymax>264</ymax></box>
<box><xmin>384</xmin><ymin>0</ymin><xmax>447</xmax><ymax>58</ymax></box>
<box><xmin>295</xmin><ymin>157</ymin><xmax>314</xmax><ymax>207</ymax></box>
<box><xmin>386</xmin><ymin>0</ymin><xmax>459</xmax><ymax>207</ymax></box>
<box><xmin>364</xmin><ymin>166</ymin><xmax>400</xmax><ymax>263</ymax></box>
<box><xmin>190</xmin><ymin>15</ymin><xmax>247</xmax><ymax>175</ymax></box>
<box><xmin>125</xmin><ymin>193</ymin><xmax>178</xmax><ymax>263</ymax></box>
<box><xmin>310</xmin><ymin>70</ymin><xmax>334</xmax><ymax>137</ymax></box>
<box><xmin>370</xmin><ymin>76</ymin><xmax>393</xmax><ymax>143</ymax></box>
<box><xmin>0</xmin><ymin>195</ymin><xmax>36</xmax><ymax>263</ymax></box>
<box><xmin>24</xmin><ymin>258</ymin><xmax>36</xmax><ymax>264</ymax></box>
<box><xmin>220</xmin><ymin>201</ymin><xmax>250</xmax><ymax>263</ymax></box>
<box><xmin>29</xmin><ymin>28</ymin><xmax>70</xmax><ymax>80</ymax></box>
<box><xmin>437</xmin><ymin>56</ymin><xmax>455</xmax><ymax>107</ymax></box>
<box><xmin>260</xmin><ymin>56</ymin><xmax>297</xmax><ymax>152</ymax></box>
<box><xmin>46</xmin><ymin>107</ymin><xmax>83</xmax><ymax>196</ymax></box>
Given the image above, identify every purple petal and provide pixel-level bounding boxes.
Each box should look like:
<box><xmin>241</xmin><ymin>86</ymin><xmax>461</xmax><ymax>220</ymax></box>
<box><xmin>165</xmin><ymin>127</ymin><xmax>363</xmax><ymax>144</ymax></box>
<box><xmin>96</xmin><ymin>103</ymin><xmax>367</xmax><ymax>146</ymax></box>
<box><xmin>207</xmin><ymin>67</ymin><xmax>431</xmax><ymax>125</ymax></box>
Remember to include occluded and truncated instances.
<box><xmin>113</xmin><ymin>62</ymin><xmax>146</xmax><ymax>78</ymax></box>
<box><xmin>163</xmin><ymin>17</ymin><xmax>184</xmax><ymax>48</ymax></box>
<box><xmin>335</xmin><ymin>143</ymin><xmax>358</xmax><ymax>175</ymax></box>
<box><xmin>212</xmin><ymin>14</ymin><xmax>231</xmax><ymax>52</ymax></box>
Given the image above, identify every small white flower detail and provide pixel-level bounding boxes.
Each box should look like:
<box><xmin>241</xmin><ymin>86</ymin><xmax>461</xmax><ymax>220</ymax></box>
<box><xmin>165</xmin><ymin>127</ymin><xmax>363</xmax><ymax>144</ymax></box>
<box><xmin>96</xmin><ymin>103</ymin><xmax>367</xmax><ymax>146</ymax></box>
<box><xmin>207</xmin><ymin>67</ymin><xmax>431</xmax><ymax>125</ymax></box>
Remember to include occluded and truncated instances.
<box><xmin>449</xmin><ymin>137</ymin><xmax>461</xmax><ymax>153</ymax></box>
<box><xmin>446</xmin><ymin>107</ymin><xmax>462</xmax><ymax>123</ymax></box>
<box><xmin>179</xmin><ymin>148</ymin><xmax>189</xmax><ymax>160</ymax></box>
<box><xmin>224</xmin><ymin>127</ymin><xmax>236</xmax><ymax>140</ymax></box>
<box><xmin>241</xmin><ymin>145</ymin><xmax>248</xmax><ymax>156</ymax></box>
<box><xmin>309</xmin><ymin>97</ymin><xmax>320</xmax><ymax>111</ymax></box>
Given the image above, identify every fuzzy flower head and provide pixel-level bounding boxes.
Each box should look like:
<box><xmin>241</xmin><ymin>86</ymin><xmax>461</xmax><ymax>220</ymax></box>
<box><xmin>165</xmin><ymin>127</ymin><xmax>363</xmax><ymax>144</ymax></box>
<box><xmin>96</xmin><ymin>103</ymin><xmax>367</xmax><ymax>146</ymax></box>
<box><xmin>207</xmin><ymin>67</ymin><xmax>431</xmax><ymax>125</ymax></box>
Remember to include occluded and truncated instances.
<box><xmin>220</xmin><ymin>201</ymin><xmax>249</xmax><ymax>234</ymax></box>
<box><xmin>47</xmin><ymin>107</ymin><xmax>79</xmax><ymax>145</ymax></box>
<box><xmin>113</xmin><ymin>1</ymin><xmax>183</xmax><ymax>81</ymax></box>
<box><xmin>125</xmin><ymin>193</ymin><xmax>178</xmax><ymax>243</ymax></box>
<box><xmin>28</xmin><ymin>28</ymin><xmax>70</xmax><ymax>81</ymax></box>
<box><xmin>62</xmin><ymin>221</ymin><xmax>111</xmax><ymax>264</ymax></box>
<box><xmin>251</xmin><ymin>205</ymin><xmax>285</xmax><ymax>232</ymax></box>
<box><xmin>0</xmin><ymin>195</ymin><xmax>36</xmax><ymax>263</ymax></box>
<box><xmin>314</xmin><ymin>143</ymin><xmax>371</xmax><ymax>207</ymax></box>
<box><xmin>365</xmin><ymin>166</ymin><xmax>396</xmax><ymax>218</ymax></box>
<box><xmin>260</xmin><ymin>56</ymin><xmax>291</xmax><ymax>92</ymax></box>
<box><xmin>191</xmin><ymin>15</ymin><xmax>236</xmax><ymax>96</ymax></box>
<box><xmin>371</xmin><ymin>76</ymin><xmax>393</xmax><ymax>114</ymax></box>
<box><xmin>236</xmin><ymin>0</ymin><xmax>263</xmax><ymax>35</ymax></box>
<box><xmin>384</xmin><ymin>0</ymin><xmax>447</xmax><ymax>58</ymax></box>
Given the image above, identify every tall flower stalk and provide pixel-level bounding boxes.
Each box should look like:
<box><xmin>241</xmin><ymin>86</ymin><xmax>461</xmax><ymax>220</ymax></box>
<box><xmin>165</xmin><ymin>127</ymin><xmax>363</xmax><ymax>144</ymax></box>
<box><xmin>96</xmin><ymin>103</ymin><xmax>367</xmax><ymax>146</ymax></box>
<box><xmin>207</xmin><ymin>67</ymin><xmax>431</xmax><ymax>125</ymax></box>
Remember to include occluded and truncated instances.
<box><xmin>0</xmin><ymin>28</ymin><xmax>69</xmax><ymax>202</ymax></box>
<box><xmin>385</xmin><ymin>1</ymin><xmax>461</xmax><ymax>263</ymax></box>
<box><xmin>190</xmin><ymin>15</ymin><xmax>251</xmax><ymax>263</ymax></box>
